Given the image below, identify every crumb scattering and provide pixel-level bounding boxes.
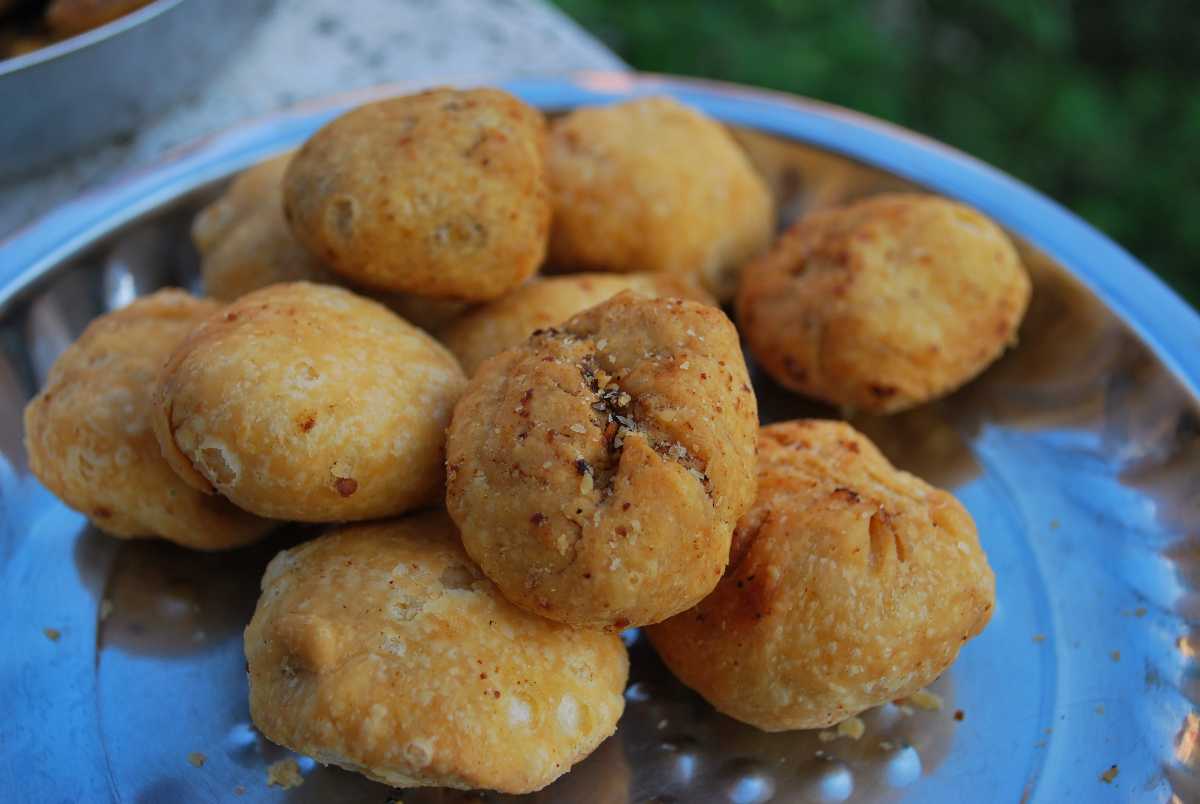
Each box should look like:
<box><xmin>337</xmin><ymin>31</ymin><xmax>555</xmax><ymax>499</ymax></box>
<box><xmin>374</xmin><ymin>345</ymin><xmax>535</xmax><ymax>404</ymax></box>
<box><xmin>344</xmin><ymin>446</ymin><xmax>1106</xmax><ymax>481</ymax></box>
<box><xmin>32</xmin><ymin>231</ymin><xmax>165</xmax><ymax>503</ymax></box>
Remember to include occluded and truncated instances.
<box><xmin>954</xmin><ymin>709</ymin><xmax>965</xmax><ymax>721</ymax></box>
<box><xmin>1100</xmin><ymin>764</ymin><xmax>1118</xmax><ymax>783</ymax></box>
<box><xmin>1110</xmin><ymin>650</ymin><xmax>1121</xmax><ymax>662</ymax></box>
<box><xmin>266</xmin><ymin>758</ymin><xmax>304</xmax><ymax>789</ymax></box>
<box><xmin>43</xmin><ymin>627</ymin><xmax>61</xmax><ymax>642</ymax></box>
<box><xmin>233</xmin><ymin>785</ymin><xmax>246</xmax><ymax>796</ymax></box>
<box><xmin>187</xmin><ymin>752</ymin><xmax>206</xmax><ymax>768</ymax></box>
<box><xmin>907</xmin><ymin>689</ymin><xmax>943</xmax><ymax>711</ymax></box>
<box><xmin>1032</xmin><ymin>633</ymin><xmax>1046</xmax><ymax>643</ymax></box>
<box><xmin>818</xmin><ymin>716</ymin><xmax>867</xmax><ymax>742</ymax></box>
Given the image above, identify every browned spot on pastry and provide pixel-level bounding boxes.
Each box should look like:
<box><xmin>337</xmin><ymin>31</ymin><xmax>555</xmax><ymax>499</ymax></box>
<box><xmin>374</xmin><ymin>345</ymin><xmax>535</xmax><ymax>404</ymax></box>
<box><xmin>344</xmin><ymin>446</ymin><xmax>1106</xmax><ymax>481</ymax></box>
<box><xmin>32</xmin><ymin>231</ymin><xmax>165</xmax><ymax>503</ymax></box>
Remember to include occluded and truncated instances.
<box><xmin>335</xmin><ymin>478</ymin><xmax>358</xmax><ymax>497</ymax></box>
<box><xmin>868</xmin><ymin>383</ymin><xmax>898</xmax><ymax>399</ymax></box>
<box><xmin>298</xmin><ymin>414</ymin><xmax>316</xmax><ymax>433</ymax></box>
<box><xmin>530</xmin><ymin>512</ymin><xmax>546</xmax><ymax>526</ymax></box>
<box><xmin>831</xmin><ymin>487</ymin><xmax>861</xmax><ymax>504</ymax></box>
<box><xmin>93</xmin><ymin>506</ymin><xmax>113</xmax><ymax>519</ymax></box>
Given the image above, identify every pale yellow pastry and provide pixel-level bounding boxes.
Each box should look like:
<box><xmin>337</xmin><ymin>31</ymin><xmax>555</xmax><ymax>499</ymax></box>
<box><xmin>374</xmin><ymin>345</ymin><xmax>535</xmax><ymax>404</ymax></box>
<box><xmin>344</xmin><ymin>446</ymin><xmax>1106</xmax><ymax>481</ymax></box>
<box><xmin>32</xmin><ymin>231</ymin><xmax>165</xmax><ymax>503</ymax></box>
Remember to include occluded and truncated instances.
<box><xmin>737</xmin><ymin>193</ymin><xmax>1032</xmax><ymax>413</ymax></box>
<box><xmin>446</xmin><ymin>292</ymin><xmax>758</xmax><ymax>630</ymax></box>
<box><xmin>152</xmin><ymin>282</ymin><xmax>466</xmax><ymax>522</ymax></box>
<box><xmin>192</xmin><ymin>152</ymin><xmax>337</xmax><ymax>301</ymax></box>
<box><xmin>646</xmin><ymin>420</ymin><xmax>995</xmax><ymax>731</ymax></box>
<box><xmin>547</xmin><ymin>96</ymin><xmax>773</xmax><ymax>301</ymax></box>
<box><xmin>284</xmin><ymin>88</ymin><xmax>550</xmax><ymax>301</ymax></box>
<box><xmin>245</xmin><ymin>512</ymin><xmax>628</xmax><ymax>793</ymax></box>
<box><xmin>192</xmin><ymin>153</ymin><xmax>470</xmax><ymax>333</ymax></box>
<box><xmin>23</xmin><ymin>290</ymin><xmax>272</xmax><ymax>550</ymax></box>
<box><xmin>440</xmin><ymin>272</ymin><xmax>715</xmax><ymax>375</ymax></box>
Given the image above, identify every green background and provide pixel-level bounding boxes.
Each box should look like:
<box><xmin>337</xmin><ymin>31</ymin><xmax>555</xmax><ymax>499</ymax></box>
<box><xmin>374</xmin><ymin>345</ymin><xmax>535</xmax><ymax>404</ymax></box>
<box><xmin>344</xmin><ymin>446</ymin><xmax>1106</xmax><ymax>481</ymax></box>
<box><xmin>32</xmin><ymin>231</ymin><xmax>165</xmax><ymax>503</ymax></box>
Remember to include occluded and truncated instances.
<box><xmin>553</xmin><ymin>0</ymin><xmax>1200</xmax><ymax>306</ymax></box>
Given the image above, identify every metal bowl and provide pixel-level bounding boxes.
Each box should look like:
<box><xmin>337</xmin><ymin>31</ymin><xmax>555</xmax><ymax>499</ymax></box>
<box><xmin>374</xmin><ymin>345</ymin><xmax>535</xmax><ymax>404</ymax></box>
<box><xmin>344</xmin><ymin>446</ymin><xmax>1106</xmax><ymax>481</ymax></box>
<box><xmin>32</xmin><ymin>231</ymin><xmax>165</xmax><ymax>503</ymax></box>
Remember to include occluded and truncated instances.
<box><xmin>0</xmin><ymin>0</ymin><xmax>273</xmax><ymax>179</ymax></box>
<box><xmin>1</xmin><ymin>73</ymin><xmax>1198</xmax><ymax>803</ymax></box>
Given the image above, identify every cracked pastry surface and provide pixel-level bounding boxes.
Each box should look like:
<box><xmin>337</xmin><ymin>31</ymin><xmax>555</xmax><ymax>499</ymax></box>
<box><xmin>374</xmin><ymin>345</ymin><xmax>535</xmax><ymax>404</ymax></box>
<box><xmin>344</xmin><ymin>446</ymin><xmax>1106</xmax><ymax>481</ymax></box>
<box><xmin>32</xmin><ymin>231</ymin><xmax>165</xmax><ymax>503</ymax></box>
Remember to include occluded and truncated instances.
<box><xmin>547</xmin><ymin>96</ymin><xmax>774</xmax><ymax>302</ymax></box>
<box><xmin>244</xmin><ymin>512</ymin><xmax>628</xmax><ymax>793</ymax></box>
<box><xmin>23</xmin><ymin>289</ymin><xmax>272</xmax><ymax>549</ymax></box>
<box><xmin>441</xmin><ymin>272</ymin><xmax>715</xmax><ymax>376</ymax></box>
<box><xmin>646</xmin><ymin>420</ymin><xmax>995</xmax><ymax>731</ymax></box>
<box><xmin>152</xmin><ymin>282</ymin><xmax>466</xmax><ymax>522</ymax></box>
<box><xmin>283</xmin><ymin>88</ymin><xmax>550</xmax><ymax>301</ymax></box>
<box><xmin>446</xmin><ymin>292</ymin><xmax>758</xmax><ymax>630</ymax></box>
<box><xmin>736</xmin><ymin>193</ymin><xmax>1031</xmax><ymax>413</ymax></box>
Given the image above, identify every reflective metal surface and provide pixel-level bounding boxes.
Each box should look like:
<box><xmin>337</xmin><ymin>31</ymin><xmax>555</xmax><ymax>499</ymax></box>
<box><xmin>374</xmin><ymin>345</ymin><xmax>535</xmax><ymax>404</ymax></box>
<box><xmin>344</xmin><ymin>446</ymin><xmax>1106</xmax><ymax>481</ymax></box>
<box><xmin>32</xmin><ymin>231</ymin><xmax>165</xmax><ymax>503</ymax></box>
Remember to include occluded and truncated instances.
<box><xmin>2</xmin><ymin>74</ymin><xmax>1199</xmax><ymax>803</ymax></box>
<box><xmin>0</xmin><ymin>0</ymin><xmax>274</xmax><ymax>178</ymax></box>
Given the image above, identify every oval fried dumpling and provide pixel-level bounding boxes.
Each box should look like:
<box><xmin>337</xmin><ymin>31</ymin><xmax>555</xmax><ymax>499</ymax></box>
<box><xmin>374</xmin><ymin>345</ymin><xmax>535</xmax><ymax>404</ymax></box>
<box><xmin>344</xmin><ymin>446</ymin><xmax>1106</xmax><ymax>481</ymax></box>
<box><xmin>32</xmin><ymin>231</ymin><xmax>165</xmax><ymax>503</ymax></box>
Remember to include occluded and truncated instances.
<box><xmin>446</xmin><ymin>293</ymin><xmax>758</xmax><ymax>630</ymax></box>
<box><xmin>23</xmin><ymin>289</ymin><xmax>272</xmax><ymax>550</ymax></box>
<box><xmin>152</xmin><ymin>282</ymin><xmax>467</xmax><ymax>522</ymax></box>
<box><xmin>737</xmin><ymin>193</ymin><xmax>1032</xmax><ymax>413</ymax></box>
<box><xmin>192</xmin><ymin>152</ymin><xmax>338</xmax><ymax>301</ymax></box>
<box><xmin>548</xmin><ymin>96</ymin><xmax>774</xmax><ymax>301</ymax></box>
<box><xmin>284</xmin><ymin>87</ymin><xmax>550</xmax><ymax>301</ymax></box>
<box><xmin>245</xmin><ymin>512</ymin><xmax>628</xmax><ymax>793</ymax></box>
<box><xmin>646</xmin><ymin>420</ymin><xmax>995</xmax><ymax>731</ymax></box>
<box><xmin>192</xmin><ymin>153</ymin><xmax>470</xmax><ymax>333</ymax></box>
<box><xmin>441</xmin><ymin>272</ymin><xmax>715</xmax><ymax>376</ymax></box>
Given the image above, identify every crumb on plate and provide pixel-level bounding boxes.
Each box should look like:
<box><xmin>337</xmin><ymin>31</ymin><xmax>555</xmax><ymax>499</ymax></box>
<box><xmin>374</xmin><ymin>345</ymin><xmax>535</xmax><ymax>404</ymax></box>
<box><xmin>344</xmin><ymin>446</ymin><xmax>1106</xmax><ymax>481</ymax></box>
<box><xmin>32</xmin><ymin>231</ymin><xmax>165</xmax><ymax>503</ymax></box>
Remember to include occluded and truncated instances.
<box><xmin>266</xmin><ymin>758</ymin><xmax>303</xmax><ymax>789</ymax></box>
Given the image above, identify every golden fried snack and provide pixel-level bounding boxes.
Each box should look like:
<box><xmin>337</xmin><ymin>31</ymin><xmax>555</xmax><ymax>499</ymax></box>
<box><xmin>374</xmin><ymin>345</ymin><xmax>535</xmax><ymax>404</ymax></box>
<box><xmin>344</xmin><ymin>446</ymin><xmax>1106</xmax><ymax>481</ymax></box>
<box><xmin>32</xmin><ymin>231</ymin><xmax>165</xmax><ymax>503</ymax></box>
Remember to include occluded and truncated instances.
<box><xmin>284</xmin><ymin>88</ymin><xmax>550</xmax><ymax>301</ymax></box>
<box><xmin>192</xmin><ymin>153</ymin><xmax>469</xmax><ymax>333</ymax></box>
<box><xmin>547</xmin><ymin>96</ymin><xmax>773</xmax><ymax>301</ymax></box>
<box><xmin>152</xmin><ymin>282</ymin><xmax>467</xmax><ymax>522</ymax></box>
<box><xmin>45</xmin><ymin>0</ymin><xmax>152</xmax><ymax>36</ymax></box>
<box><xmin>646</xmin><ymin>420</ymin><xmax>994</xmax><ymax>731</ymax></box>
<box><xmin>737</xmin><ymin>193</ymin><xmax>1031</xmax><ymax>413</ymax></box>
<box><xmin>192</xmin><ymin>153</ymin><xmax>338</xmax><ymax>301</ymax></box>
<box><xmin>23</xmin><ymin>290</ymin><xmax>272</xmax><ymax>550</ymax></box>
<box><xmin>446</xmin><ymin>293</ymin><xmax>758</xmax><ymax>630</ymax></box>
<box><xmin>441</xmin><ymin>272</ymin><xmax>715</xmax><ymax>376</ymax></box>
<box><xmin>245</xmin><ymin>512</ymin><xmax>628</xmax><ymax>793</ymax></box>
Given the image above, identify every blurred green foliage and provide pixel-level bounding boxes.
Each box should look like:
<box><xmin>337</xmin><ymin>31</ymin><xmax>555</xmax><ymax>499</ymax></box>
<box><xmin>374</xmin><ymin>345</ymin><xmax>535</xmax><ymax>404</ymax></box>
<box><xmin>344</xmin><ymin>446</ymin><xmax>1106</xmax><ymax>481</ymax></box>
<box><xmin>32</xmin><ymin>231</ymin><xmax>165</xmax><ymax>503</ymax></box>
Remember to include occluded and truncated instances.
<box><xmin>553</xmin><ymin>0</ymin><xmax>1200</xmax><ymax>304</ymax></box>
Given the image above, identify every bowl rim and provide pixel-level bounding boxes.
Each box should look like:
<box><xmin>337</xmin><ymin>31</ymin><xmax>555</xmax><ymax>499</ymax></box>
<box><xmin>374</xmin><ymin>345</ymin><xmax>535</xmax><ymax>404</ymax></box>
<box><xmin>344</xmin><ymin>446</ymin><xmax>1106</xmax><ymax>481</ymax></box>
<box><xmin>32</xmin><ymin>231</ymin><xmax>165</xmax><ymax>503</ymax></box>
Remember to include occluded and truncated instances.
<box><xmin>1</xmin><ymin>70</ymin><xmax>1197</xmax><ymax>399</ymax></box>
<box><xmin>0</xmin><ymin>0</ymin><xmax>181</xmax><ymax>77</ymax></box>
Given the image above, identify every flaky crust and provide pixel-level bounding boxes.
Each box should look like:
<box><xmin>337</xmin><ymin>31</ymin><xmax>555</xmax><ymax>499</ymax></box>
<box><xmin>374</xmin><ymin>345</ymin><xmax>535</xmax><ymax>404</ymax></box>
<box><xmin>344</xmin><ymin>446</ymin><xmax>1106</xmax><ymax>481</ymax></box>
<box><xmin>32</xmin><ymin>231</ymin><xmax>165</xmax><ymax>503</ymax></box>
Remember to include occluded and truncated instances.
<box><xmin>192</xmin><ymin>153</ymin><xmax>339</xmax><ymax>301</ymax></box>
<box><xmin>548</xmin><ymin>96</ymin><xmax>774</xmax><ymax>301</ymax></box>
<box><xmin>284</xmin><ymin>88</ymin><xmax>550</xmax><ymax>301</ymax></box>
<box><xmin>737</xmin><ymin>193</ymin><xmax>1031</xmax><ymax>413</ymax></box>
<box><xmin>646</xmin><ymin>420</ymin><xmax>995</xmax><ymax>731</ymax></box>
<box><xmin>245</xmin><ymin>512</ymin><xmax>628</xmax><ymax>793</ymax></box>
<box><xmin>440</xmin><ymin>272</ymin><xmax>715</xmax><ymax>375</ymax></box>
<box><xmin>446</xmin><ymin>293</ymin><xmax>758</xmax><ymax>629</ymax></box>
<box><xmin>152</xmin><ymin>282</ymin><xmax>466</xmax><ymax>522</ymax></box>
<box><xmin>22</xmin><ymin>290</ymin><xmax>272</xmax><ymax>549</ymax></box>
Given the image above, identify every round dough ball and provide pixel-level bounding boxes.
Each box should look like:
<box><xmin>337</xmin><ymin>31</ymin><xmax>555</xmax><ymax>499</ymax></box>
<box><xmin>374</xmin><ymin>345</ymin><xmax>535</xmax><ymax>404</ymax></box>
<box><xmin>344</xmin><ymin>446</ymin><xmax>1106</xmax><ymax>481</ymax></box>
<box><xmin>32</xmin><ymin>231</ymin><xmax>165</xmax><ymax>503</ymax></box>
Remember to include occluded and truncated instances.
<box><xmin>192</xmin><ymin>152</ymin><xmax>338</xmax><ymax>301</ymax></box>
<box><xmin>646</xmin><ymin>420</ymin><xmax>995</xmax><ymax>731</ymax></box>
<box><xmin>548</xmin><ymin>96</ymin><xmax>774</xmax><ymax>301</ymax></box>
<box><xmin>23</xmin><ymin>290</ymin><xmax>272</xmax><ymax>550</ymax></box>
<box><xmin>737</xmin><ymin>193</ymin><xmax>1032</xmax><ymax>413</ymax></box>
<box><xmin>152</xmin><ymin>282</ymin><xmax>467</xmax><ymax>522</ymax></box>
<box><xmin>193</xmin><ymin>154</ymin><xmax>470</xmax><ymax>333</ymax></box>
<box><xmin>441</xmin><ymin>272</ymin><xmax>715</xmax><ymax>376</ymax></box>
<box><xmin>446</xmin><ymin>292</ymin><xmax>758</xmax><ymax>630</ymax></box>
<box><xmin>284</xmin><ymin>88</ymin><xmax>550</xmax><ymax>301</ymax></box>
<box><xmin>245</xmin><ymin>512</ymin><xmax>628</xmax><ymax>793</ymax></box>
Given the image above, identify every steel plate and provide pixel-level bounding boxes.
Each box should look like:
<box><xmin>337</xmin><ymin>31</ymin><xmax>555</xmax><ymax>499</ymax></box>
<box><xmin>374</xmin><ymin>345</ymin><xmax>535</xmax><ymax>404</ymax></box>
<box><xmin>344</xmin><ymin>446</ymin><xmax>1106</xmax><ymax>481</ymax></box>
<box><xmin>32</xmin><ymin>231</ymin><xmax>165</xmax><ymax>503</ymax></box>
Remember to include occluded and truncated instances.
<box><xmin>1</xmin><ymin>73</ymin><xmax>1198</xmax><ymax>803</ymax></box>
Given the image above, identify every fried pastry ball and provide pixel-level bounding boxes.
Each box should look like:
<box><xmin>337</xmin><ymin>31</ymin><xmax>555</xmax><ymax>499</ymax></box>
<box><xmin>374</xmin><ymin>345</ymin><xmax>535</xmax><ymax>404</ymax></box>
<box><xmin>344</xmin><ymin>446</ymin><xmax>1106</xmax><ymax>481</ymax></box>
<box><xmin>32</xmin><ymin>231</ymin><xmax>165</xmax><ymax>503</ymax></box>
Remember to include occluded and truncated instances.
<box><xmin>737</xmin><ymin>193</ymin><xmax>1032</xmax><ymax>413</ymax></box>
<box><xmin>192</xmin><ymin>152</ymin><xmax>338</xmax><ymax>301</ymax></box>
<box><xmin>245</xmin><ymin>512</ymin><xmax>628</xmax><ymax>793</ymax></box>
<box><xmin>646</xmin><ymin>420</ymin><xmax>995</xmax><ymax>731</ymax></box>
<box><xmin>547</xmin><ymin>96</ymin><xmax>774</xmax><ymax>301</ymax></box>
<box><xmin>45</xmin><ymin>0</ymin><xmax>152</xmax><ymax>36</ymax></box>
<box><xmin>152</xmin><ymin>282</ymin><xmax>467</xmax><ymax>522</ymax></box>
<box><xmin>446</xmin><ymin>293</ymin><xmax>758</xmax><ymax>630</ymax></box>
<box><xmin>23</xmin><ymin>290</ymin><xmax>272</xmax><ymax>550</ymax></box>
<box><xmin>283</xmin><ymin>88</ymin><xmax>550</xmax><ymax>301</ymax></box>
<box><xmin>441</xmin><ymin>272</ymin><xmax>715</xmax><ymax>376</ymax></box>
<box><xmin>192</xmin><ymin>154</ymin><xmax>468</xmax><ymax>332</ymax></box>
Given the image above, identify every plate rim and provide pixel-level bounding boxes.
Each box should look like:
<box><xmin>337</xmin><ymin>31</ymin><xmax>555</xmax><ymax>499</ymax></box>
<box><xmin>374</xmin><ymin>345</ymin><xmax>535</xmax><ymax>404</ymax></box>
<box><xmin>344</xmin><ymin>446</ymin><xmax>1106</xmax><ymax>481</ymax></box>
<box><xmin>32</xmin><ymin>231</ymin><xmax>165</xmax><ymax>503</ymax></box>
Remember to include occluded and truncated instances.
<box><xmin>1</xmin><ymin>70</ymin><xmax>1197</xmax><ymax>401</ymax></box>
